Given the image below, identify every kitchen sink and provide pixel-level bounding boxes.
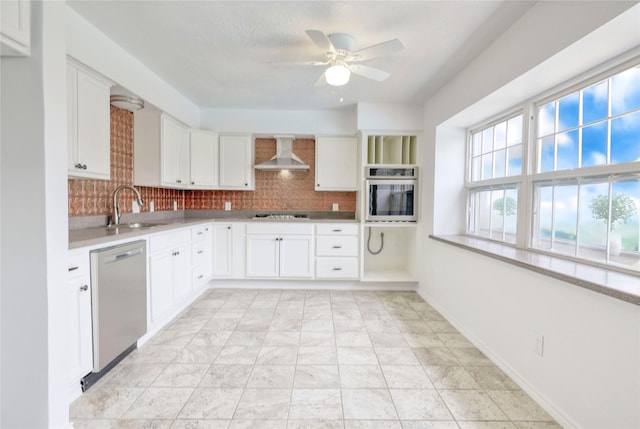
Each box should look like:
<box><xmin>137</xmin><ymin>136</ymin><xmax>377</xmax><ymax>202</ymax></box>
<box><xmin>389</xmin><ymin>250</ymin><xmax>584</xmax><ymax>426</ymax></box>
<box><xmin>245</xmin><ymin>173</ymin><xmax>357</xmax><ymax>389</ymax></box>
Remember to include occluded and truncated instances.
<box><xmin>106</xmin><ymin>222</ymin><xmax>168</xmax><ymax>230</ymax></box>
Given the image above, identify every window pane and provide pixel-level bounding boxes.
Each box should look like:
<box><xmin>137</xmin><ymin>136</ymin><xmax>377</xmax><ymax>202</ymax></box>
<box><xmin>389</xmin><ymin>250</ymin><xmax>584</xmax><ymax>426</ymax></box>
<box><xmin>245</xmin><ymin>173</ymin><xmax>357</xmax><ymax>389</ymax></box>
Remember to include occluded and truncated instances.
<box><xmin>482</xmin><ymin>128</ymin><xmax>493</xmax><ymax>153</ymax></box>
<box><xmin>494</xmin><ymin>149</ymin><xmax>506</xmax><ymax>178</ymax></box>
<box><xmin>611</xmin><ymin>65</ymin><xmax>640</xmax><ymax>116</ymax></box>
<box><xmin>504</xmin><ymin>188</ymin><xmax>518</xmax><ymax>243</ymax></box>
<box><xmin>581</xmin><ymin>121</ymin><xmax>608</xmax><ymax>167</ymax></box>
<box><xmin>537</xmin><ymin>186</ymin><xmax>553</xmax><ymax>249</ymax></box>
<box><xmin>610</xmin><ymin>180</ymin><xmax>639</xmax><ymax>263</ymax></box>
<box><xmin>553</xmin><ymin>185</ymin><xmax>578</xmax><ymax>256</ymax></box>
<box><xmin>494</xmin><ymin>122</ymin><xmax>507</xmax><ymax>149</ymax></box>
<box><xmin>582</xmin><ymin>80</ymin><xmax>608</xmax><ymax>124</ymax></box>
<box><xmin>507</xmin><ymin>144</ymin><xmax>522</xmax><ymax>176</ymax></box>
<box><xmin>578</xmin><ymin>183</ymin><xmax>609</xmax><ymax>263</ymax></box>
<box><xmin>482</xmin><ymin>154</ymin><xmax>492</xmax><ymax>179</ymax></box>
<box><xmin>611</xmin><ymin>111</ymin><xmax>640</xmax><ymax>164</ymax></box>
<box><xmin>507</xmin><ymin>115</ymin><xmax>523</xmax><ymax>146</ymax></box>
<box><xmin>471</xmin><ymin>156</ymin><xmax>481</xmax><ymax>181</ymax></box>
<box><xmin>558</xmin><ymin>92</ymin><xmax>579</xmax><ymax>132</ymax></box>
<box><xmin>478</xmin><ymin>190</ymin><xmax>491</xmax><ymax>238</ymax></box>
<box><xmin>472</xmin><ymin>132</ymin><xmax>482</xmax><ymax>156</ymax></box>
<box><xmin>537</xmin><ymin>103</ymin><xmax>555</xmax><ymax>137</ymax></box>
<box><xmin>539</xmin><ymin>136</ymin><xmax>555</xmax><ymax>173</ymax></box>
<box><xmin>468</xmin><ymin>192</ymin><xmax>478</xmax><ymax>235</ymax></box>
<box><xmin>556</xmin><ymin>130</ymin><xmax>579</xmax><ymax>170</ymax></box>
<box><xmin>490</xmin><ymin>190</ymin><xmax>505</xmax><ymax>240</ymax></box>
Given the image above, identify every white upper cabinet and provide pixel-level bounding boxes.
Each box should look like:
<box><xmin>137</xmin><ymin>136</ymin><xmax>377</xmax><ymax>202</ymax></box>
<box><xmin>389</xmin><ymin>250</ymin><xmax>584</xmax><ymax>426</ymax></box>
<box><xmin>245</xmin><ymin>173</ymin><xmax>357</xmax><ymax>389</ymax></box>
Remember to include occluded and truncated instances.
<box><xmin>315</xmin><ymin>136</ymin><xmax>358</xmax><ymax>191</ymax></box>
<box><xmin>67</xmin><ymin>61</ymin><xmax>112</xmax><ymax>180</ymax></box>
<box><xmin>161</xmin><ymin>114</ymin><xmax>191</xmax><ymax>187</ymax></box>
<box><xmin>1</xmin><ymin>0</ymin><xmax>30</xmax><ymax>56</ymax></box>
<box><xmin>219</xmin><ymin>134</ymin><xmax>254</xmax><ymax>190</ymax></box>
<box><xmin>190</xmin><ymin>129</ymin><xmax>219</xmax><ymax>189</ymax></box>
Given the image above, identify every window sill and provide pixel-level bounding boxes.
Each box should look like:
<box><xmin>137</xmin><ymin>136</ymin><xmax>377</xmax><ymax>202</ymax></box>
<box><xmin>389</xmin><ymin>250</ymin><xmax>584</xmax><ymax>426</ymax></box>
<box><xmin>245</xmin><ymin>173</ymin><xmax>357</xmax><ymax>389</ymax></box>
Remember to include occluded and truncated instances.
<box><xmin>429</xmin><ymin>234</ymin><xmax>640</xmax><ymax>306</ymax></box>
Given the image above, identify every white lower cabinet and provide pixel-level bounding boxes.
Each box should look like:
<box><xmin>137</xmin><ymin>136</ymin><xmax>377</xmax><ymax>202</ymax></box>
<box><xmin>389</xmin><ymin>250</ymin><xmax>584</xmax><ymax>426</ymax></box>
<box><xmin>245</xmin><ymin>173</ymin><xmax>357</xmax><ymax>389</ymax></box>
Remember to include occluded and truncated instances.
<box><xmin>191</xmin><ymin>223</ymin><xmax>213</xmax><ymax>286</ymax></box>
<box><xmin>148</xmin><ymin>228</ymin><xmax>192</xmax><ymax>326</ymax></box>
<box><xmin>212</xmin><ymin>223</ymin><xmax>233</xmax><ymax>277</ymax></box>
<box><xmin>66</xmin><ymin>250</ymin><xmax>93</xmax><ymax>385</ymax></box>
<box><xmin>246</xmin><ymin>223</ymin><xmax>313</xmax><ymax>278</ymax></box>
<box><xmin>315</xmin><ymin>223</ymin><xmax>359</xmax><ymax>279</ymax></box>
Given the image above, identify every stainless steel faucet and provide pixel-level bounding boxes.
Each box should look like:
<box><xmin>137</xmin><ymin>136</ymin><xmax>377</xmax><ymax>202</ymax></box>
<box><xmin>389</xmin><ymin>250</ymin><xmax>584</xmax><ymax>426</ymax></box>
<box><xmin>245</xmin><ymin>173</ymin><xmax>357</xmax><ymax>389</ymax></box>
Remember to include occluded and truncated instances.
<box><xmin>111</xmin><ymin>185</ymin><xmax>144</xmax><ymax>226</ymax></box>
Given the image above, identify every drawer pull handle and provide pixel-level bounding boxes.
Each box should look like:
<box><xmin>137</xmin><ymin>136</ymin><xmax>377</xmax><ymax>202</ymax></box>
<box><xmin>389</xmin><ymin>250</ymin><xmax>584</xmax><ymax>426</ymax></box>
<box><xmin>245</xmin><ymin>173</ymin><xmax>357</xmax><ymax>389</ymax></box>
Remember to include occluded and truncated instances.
<box><xmin>332</xmin><ymin>229</ymin><xmax>342</xmax><ymax>232</ymax></box>
<box><xmin>332</xmin><ymin>245</ymin><xmax>342</xmax><ymax>249</ymax></box>
<box><xmin>68</xmin><ymin>266</ymin><xmax>79</xmax><ymax>272</ymax></box>
<box><xmin>332</xmin><ymin>267</ymin><xmax>342</xmax><ymax>271</ymax></box>
<box><xmin>197</xmin><ymin>232</ymin><xmax>203</xmax><ymax>235</ymax></box>
<box><xmin>80</xmin><ymin>285</ymin><xmax>88</xmax><ymax>291</ymax></box>
<box><xmin>197</xmin><ymin>274</ymin><xmax>204</xmax><ymax>279</ymax></box>
<box><xmin>197</xmin><ymin>250</ymin><xmax>204</xmax><ymax>254</ymax></box>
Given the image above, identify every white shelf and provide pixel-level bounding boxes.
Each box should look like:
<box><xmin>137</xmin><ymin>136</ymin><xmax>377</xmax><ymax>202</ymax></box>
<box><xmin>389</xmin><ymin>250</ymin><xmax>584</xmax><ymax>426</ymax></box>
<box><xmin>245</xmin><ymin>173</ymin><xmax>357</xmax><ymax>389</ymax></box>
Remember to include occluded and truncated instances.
<box><xmin>366</xmin><ymin>134</ymin><xmax>417</xmax><ymax>165</ymax></box>
<box><xmin>361</xmin><ymin>224</ymin><xmax>418</xmax><ymax>282</ymax></box>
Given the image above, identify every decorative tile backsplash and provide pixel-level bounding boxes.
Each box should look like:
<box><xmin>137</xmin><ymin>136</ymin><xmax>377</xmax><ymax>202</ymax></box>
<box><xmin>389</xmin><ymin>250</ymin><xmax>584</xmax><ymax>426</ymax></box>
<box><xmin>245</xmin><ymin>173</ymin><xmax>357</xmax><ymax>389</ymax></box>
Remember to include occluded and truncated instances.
<box><xmin>68</xmin><ymin>107</ymin><xmax>356</xmax><ymax>217</ymax></box>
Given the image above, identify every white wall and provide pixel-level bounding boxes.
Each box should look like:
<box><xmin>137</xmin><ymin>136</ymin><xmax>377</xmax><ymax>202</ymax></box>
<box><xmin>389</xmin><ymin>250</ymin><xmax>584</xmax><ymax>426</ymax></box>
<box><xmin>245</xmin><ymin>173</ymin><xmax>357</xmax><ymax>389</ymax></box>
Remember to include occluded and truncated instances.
<box><xmin>1</xmin><ymin>2</ymin><xmax>70</xmax><ymax>427</ymax></box>
<box><xmin>199</xmin><ymin>107</ymin><xmax>357</xmax><ymax>136</ymax></box>
<box><xmin>66</xmin><ymin>7</ymin><xmax>199</xmax><ymax>128</ymax></box>
<box><xmin>420</xmin><ymin>2</ymin><xmax>640</xmax><ymax>428</ymax></box>
<box><xmin>357</xmin><ymin>102</ymin><xmax>424</xmax><ymax>131</ymax></box>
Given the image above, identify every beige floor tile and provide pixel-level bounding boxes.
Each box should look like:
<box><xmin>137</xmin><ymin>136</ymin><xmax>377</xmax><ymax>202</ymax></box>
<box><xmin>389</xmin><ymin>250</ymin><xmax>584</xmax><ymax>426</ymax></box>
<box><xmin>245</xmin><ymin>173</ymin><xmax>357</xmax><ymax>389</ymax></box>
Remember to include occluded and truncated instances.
<box><xmin>215</xmin><ymin>345</ymin><xmax>261</xmax><ymax>364</ymax></box>
<box><xmin>344</xmin><ymin>421</ymin><xmax>401</xmax><ymax>429</ymax></box>
<box><xmin>175</xmin><ymin>344</ymin><xmax>222</xmax><ymax>364</ymax></box>
<box><xmin>389</xmin><ymin>389</ymin><xmax>453</xmax><ymax>420</ymax></box>
<box><xmin>336</xmin><ymin>347</ymin><xmax>378</xmax><ymax>365</ymax></box>
<box><xmin>202</xmin><ymin>317</ymin><xmax>240</xmax><ymax>331</ymax></box>
<box><xmin>512</xmin><ymin>422</ymin><xmax>563</xmax><ymax>429</ymax></box>
<box><xmin>264</xmin><ymin>331</ymin><xmax>301</xmax><ymax>346</ymax></box>
<box><xmin>178</xmin><ymin>388</ymin><xmax>243</xmax><ymax>419</ymax></box>
<box><xmin>74</xmin><ymin>419</ymin><xmax>174</xmax><ymax>429</ymax></box>
<box><xmin>297</xmin><ymin>346</ymin><xmax>338</xmax><ymax>365</ymax></box>
<box><xmin>229</xmin><ymin>420</ymin><xmax>286</xmax><ymax>429</ymax></box>
<box><xmin>333</xmin><ymin>318</ymin><xmax>367</xmax><ymax>332</ymax></box>
<box><xmin>381</xmin><ymin>365</ymin><xmax>433</xmax><ymax>389</ymax></box>
<box><xmin>300</xmin><ymin>331</ymin><xmax>336</xmax><ymax>347</ymax></box>
<box><xmin>200</xmin><ymin>364</ymin><xmax>253</xmax><ymax>388</ymax></box>
<box><xmin>339</xmin><ymin>365</ymin><xmax>386</xmax><ymax>388</ymax></box>
<box><xmin>335</xmin><ymin>332</ymin><xmax>372</xmax><ymax>347</ymax></box>
<box><xmin>449</xmin><ymin>348</ymin><xmax>493</xmax><ymax>366</ymax></box>
<box><xmin>401</xmin><ymin>421</ymin><xmax>460</xmax><ymax>429</ymax></box>
<box><xmin>126</xmin><ymin>345</ymin><xmax>183</xmax><ymax>364</ymax></box>
<box><xmin>104</xmin><ymin>363</ymin><xmax>166</xmax><ymax>387</ymax></box>
<box><xmin>437</xmin><ymin>333</ymin><xmax>475</xmax><ymax>348</ymax></box>
<box><xmin>70</xmin><ymin>386</ymin><xmax>146</xmax><ymax>419</ymax></box>
<box><xmin>147</xmin><ymin>329</ymin><xmax>199</xmax><ymax>348</ymax></box>
<box><xmin>374</xmin><ymin>348</ymin><xmax>420</xmax><ymax>366</ymax></box>
<box><xmin>247</xmin><ymin>365</ymin><xmax>296</xmax><ymax>388</ymax></box>
<box><xmin>289</xmin><ymin>388</ymin><xmax>343</xmax><ymax>420</ymax></box>
<box><xmin>412</xmin><ymin>348</ymin><xmax>459</xmax><ymax>367</ymax></box>
<box><xmin>368</xmin><ymin>332</ymin><xmax>410</xmax><ymax>348</ymax></box>
<box><xmin>151</xmin><ymin>364</ymin><xmax>210</xmax><ymax>387</ymax></box>
<box><xmin>438</xmin><ymin>390</ymin><xmax>508</xmax><ymax>421</ymax></box>
<box><xmin>190</xmin><ymin>331</ymin><xmax>233</xmax><ymax>347</ymax></box>
<box><xmin>257</xmin><ymin>345</ymin><xmax>298</xmax><ymax>365</ymax></box>
<box><xmin>424</xmin><ymin>366</ymin><xmax>481</xmax><ymax>389</ymax></box>
<box><xmin>233</xmin><ymin>388</ymin><xmax>292</xmax><ymax>419</ymax></box>
<box><xmin>402</xmin><ymin>332</ymin><xmax>444</xmax><ymax>348</ymax></box>
<box><xmin>466</xmin><ymin>366</ymin><xmax>520</xmax><ymax>390</ymax></box>
<box><xmin>302</xmin><ymin>319</ymin><xmax>335</xmax><ymax>332</ymax></box>
<box><xmin>486</xmin><ymin>390</ymin><xmax>554</xmax><ymax>421</ymax></box>
<box><xmin>226</xmin><ymin>331</ymin><xmax>267</xmax><ymax>346</ymax></box>
<box><xmin>294</xmin><ymin>365</ymin><xmax>340</xmax><ymax>388</ymax></box>
<box><xmin>288</xmin><ymin>419</ymin><xmax>344</xmax><ymax>428</ymax></box>
<box><xmin>457</xmin><ymin>422</ymin><xmax>516</xmax><ymax>429</ymax></box>
<box><xmin>122</xmin><ymin>387</ymin><xmax>194</xmax><ymax>419</ymax></box>
<box><xmin>341</xmin><ymin>388</ymin><xmax>397</xmax><ymax>420</ymax></box>
<box><xmin>171</xmin><ymin>419</ymin><xmax>230</xmax><ymax>429</ymax></box>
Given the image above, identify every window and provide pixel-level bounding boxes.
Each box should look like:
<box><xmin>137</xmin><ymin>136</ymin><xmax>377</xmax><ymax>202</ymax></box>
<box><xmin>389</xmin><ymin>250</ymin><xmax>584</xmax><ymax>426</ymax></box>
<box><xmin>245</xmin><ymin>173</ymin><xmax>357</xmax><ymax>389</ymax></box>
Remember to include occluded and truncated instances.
<box><xmin>466</xmin><ymin>61</ymin><xmax>640</xmax><ymax>272</ymax></box>
<box><xmin>467</xmin><ymin>114</ymin><xmax>523</xmax><ymax>244</ymax></box>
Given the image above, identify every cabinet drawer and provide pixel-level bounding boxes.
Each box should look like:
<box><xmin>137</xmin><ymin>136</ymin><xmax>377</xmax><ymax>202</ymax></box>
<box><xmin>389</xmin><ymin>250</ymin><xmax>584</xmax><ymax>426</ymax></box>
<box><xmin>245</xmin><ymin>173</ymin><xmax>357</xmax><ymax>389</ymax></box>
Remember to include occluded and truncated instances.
<box><xmin>316</xmin><ymin>236</ymin><xmax>358</xmax><ymax>256</ymax></box>
<box><xmin>316</xmin><ymin>258</ymin><xmax>359</xmax><ymax>279</ymax></box>
<box><xmin>192</xmin><ymin>244</ymin><xmax>209</xmax><ymax>266</ymax></box>
<box><xmin>246</xmin><ymin>222</ymin><xmax>313</xmax><ymax>235</ymax></box>
<box><xmin>192</xmin><ymin>267</ymin><xmax>209</xmax><ymax>285</ymax></box>
<box><xmin>191</xmin><ymin>223</ymin><xmax>212</xmax><ymax>240</ymax></box>
<box><xmin>316</xmin><ymin>223</ymin><xmax>358</xmax><ymax>236</ymax></box>
<box><xmin>149</xmin><ymin>228</ymin><xmax>191</xmax><ymax>253</ymax></box>
<box><xmin>67</xmin><ymin>251</ymin><xmax>89</xmax><ymax>280</ymax></box>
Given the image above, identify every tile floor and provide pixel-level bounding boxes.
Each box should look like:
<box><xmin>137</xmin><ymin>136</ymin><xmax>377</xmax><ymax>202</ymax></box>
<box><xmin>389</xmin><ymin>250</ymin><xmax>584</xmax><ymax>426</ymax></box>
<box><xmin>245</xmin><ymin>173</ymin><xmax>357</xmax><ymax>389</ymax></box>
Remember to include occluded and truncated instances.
<box><xmin>71</xmin><ymin>289</ymin><xmax>561</xmax><ymax>429</ymax></box>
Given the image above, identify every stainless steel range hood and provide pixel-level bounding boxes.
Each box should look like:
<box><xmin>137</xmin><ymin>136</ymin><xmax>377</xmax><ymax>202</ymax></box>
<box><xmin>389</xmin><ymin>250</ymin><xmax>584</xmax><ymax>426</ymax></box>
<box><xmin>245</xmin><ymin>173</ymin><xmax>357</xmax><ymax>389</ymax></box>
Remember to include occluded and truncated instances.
<box><xmin>254</xmin><ymin>135</ymin><xmax>310</xmax><ymax>171</ymax></box>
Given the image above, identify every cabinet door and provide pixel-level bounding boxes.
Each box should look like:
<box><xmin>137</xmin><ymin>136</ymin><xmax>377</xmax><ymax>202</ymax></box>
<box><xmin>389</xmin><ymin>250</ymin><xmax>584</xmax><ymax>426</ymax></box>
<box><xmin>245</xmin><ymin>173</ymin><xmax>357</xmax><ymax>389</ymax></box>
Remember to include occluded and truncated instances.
<box><xmin>161</xmin><ymin>116</ymin><xmax>179</xmax><ymax>185</ymax></box>
<box><xmin>280</xmin><ymin>236</ymin><xmax>314</xmax><ymax>278</ymax></box>
<box><xmin>67</xmin><ymin>64</ymin><xmax>79</xmax><ymax>174</ymax></box>
<box><xmin>75</xmin><ymin>68</ymin><xmax>111</xmax><ymax>180</ymax></box>
<box><xmin>190</xmin><ymin>129</ymin><xmax>218</xmax><ymax>188</ymax></box>
<box><xmin>246</xmin><ymin>235</ymin><xmax>279</xmax><ymax>278</ymax></box>
<box><xmin>65</xmin><ymin>278</ymin><xmax>93</xmax><ymax>381</ymax></box>
<box><xmin>0</xmin><ymin>0</ymin><xmax>30</xmax><ymax>56</ymax></box>
<box><xmin>212</xmin><ymin>224</ymin><xmax>233</xmax><ymax>278</ymax></box>
<box><xmin>219</xmin><ymin>134</ymin><xmax>253</xmax><ymax>190</ymax></box>
<box><xmin>176</xmin><ymin>124</ymin><xmax>191</xmax><ymax>186</ymax></box>
<box><xmin>149</xmin><ymin>251</ymin><xmax>174</xmax><ymax>324</ymax></box>
<box><xmin>172</xmin><ymin>243</ymin><xmax>192</xmax><ymax>302</ymax></box>
<box><xmin>315</xmin><ymin>136</ymin><xmax>358</xmax><ymax>191</ymax></box>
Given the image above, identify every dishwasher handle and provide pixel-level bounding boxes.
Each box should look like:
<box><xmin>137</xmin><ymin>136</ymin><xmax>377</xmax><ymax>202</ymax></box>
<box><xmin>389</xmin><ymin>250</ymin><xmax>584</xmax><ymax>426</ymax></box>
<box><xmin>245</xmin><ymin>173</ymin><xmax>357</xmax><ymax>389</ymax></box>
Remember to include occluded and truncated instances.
<box><xmin>105</xmin><ymin>248</ymin><xmax>144</xmax><ymax>264</ymax></box>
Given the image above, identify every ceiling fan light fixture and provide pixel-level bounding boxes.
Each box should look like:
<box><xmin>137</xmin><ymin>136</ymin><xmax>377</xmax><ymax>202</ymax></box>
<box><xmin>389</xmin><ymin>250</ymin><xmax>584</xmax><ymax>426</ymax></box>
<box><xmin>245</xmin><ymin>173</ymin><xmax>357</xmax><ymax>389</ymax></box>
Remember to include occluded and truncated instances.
<box><xmin>325</xmin><ymin>64</ymin><xmax>350</xmax><ymax>86</ymax></box>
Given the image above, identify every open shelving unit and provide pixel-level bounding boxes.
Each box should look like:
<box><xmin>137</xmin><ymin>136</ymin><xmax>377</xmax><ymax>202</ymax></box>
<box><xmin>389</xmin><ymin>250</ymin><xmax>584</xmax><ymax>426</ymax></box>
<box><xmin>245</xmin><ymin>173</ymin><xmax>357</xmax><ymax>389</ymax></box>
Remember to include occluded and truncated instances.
<box><xmin>366</xmin><ymin>135</ymin><xmax>418</xmax><ymax>165</ymax></box>
<box><xmin>361</xmin><ymin>223</ymin><xmax>418</xmax><ymax>282</ymax></box>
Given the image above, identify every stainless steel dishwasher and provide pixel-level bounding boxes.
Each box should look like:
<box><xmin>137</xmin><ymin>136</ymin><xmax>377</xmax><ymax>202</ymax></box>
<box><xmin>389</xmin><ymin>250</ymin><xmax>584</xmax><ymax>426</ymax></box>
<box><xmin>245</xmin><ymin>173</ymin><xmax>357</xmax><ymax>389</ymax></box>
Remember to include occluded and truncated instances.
<box><xmin>88</xmin><ymin>240</ymin><xmax>147</xmax><ymax>383</ymax></box>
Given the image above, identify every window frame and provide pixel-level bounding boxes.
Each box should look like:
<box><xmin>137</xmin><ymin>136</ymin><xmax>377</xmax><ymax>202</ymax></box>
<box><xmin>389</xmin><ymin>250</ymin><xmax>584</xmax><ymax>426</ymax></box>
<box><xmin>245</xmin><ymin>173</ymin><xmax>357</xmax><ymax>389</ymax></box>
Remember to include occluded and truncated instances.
<box><xmin>465</xmin><ymin>56</ymin><xmax>640</xmax><ymax>275</ymax></box>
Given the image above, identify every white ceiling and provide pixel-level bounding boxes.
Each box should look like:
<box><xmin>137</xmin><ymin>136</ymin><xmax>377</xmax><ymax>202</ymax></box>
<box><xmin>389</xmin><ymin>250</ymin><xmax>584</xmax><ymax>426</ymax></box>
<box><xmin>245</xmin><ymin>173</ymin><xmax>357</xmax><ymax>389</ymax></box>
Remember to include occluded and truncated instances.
<box><xmin>67</xmin><ymin>1</ymin><xmax>536</xmax><ymax>110</ymax></box>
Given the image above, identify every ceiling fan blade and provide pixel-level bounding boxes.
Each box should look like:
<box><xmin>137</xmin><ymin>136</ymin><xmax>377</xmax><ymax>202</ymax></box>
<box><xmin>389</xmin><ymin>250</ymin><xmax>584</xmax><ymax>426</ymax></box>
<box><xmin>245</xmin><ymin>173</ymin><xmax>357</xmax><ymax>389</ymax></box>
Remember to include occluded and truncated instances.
<box><xmin>306</xmin><ymin>29</ymin><xmax>335</xmax><ymax>53</ymax></box>
<box><xmin>353</xmin><ymin>39</ymin><xmax>404</xmax><ymax>61</ymax></box>
<box><xmin>270</xmin><ymin>60</ymin><xmax>328</xmax><ymax>67</ymax></box>
<box><xmin>349</xmin><ymin>64</ymin><xmax>391</xmax><ymax>82</ymax></box>
<box><xmin>314</xmin><ymin>71</ymin><xmax>328</xmax><ymax>87</ymax></box>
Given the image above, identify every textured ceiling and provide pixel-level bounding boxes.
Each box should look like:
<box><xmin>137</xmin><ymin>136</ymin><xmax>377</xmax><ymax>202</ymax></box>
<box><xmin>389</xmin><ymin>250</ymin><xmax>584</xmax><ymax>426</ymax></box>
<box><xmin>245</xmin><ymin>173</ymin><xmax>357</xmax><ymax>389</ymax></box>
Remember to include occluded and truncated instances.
<box><xmin>68</xmin><ymin>1</ymin><xmax>535</xmax><ymax>110</ymax></box>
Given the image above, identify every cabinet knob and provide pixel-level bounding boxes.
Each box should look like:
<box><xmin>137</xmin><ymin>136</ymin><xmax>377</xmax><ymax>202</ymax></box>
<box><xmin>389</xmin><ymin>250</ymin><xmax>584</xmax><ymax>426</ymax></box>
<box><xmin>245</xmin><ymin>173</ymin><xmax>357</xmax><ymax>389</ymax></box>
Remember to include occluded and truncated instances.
<box><xmin>176</xmin><ymin>179</ymin><xmax>182</xmax><ymax>184</ymax></box>
<box><xmin>317</xmin><ymin>184</ymin><xmax>320</xmax><ymax>187</ymax></box>
<box><xmin>75</xmin><ymin>163</ymin><xmax>87</xmax><ymax>170</ymax></box>
<box><xmin>227</xmin><ymin>226</ymin><xmax>231</xmax><ymax>230</ymax></box>
<box><xmin>244</xmin><ymin>183</ymin><xmax>248</xmax><ymax>186</ymax></box>
<box><xmin>191</xmin><ymin>181</ymin><xmax>195</xmax><ymax>185</ymax></box>
<box><xmin>80</xmin><ymin>285</ymin><xmax>89</xmax><ymax>291</ymax></box>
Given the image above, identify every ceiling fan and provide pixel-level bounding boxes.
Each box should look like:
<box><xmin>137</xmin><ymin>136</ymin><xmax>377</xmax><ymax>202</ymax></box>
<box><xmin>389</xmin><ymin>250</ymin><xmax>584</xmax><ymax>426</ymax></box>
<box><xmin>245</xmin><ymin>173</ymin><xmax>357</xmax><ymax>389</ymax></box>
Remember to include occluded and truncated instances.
<box><xmin>281</xmin><ymin>30</ymin><xmax>404</xmax><ymax>87</ymax></box>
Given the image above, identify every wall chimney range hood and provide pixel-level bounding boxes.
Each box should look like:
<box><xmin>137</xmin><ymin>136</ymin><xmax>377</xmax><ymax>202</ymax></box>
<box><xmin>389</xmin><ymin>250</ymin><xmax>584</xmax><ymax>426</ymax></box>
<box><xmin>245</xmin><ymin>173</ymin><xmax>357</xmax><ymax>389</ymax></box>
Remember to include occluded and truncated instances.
<box><xmin>254</xmin><ymin>135</ymin><xmax>310</xmax><ymax>171</ymax></box>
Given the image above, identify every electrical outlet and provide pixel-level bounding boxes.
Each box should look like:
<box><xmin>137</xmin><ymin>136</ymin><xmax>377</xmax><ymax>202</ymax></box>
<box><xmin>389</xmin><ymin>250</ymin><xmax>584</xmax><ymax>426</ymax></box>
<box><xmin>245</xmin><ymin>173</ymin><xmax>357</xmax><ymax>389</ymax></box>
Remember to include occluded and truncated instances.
<box><xmin>535</xmin><ymin>334</ymin><xmax>545</xmax><ymax>357</ymax></box>
<box><xmin>332</xmin><ymin>203</ymin><xmax>339</xmax><ymax>211</ymax></box>
<box><xmin>173</xmin><ymin>200</ymin><xmax>178</xmax><ymax>211</ymax></box>
<box><xmin>149</xmin><ymin>201</ymin><xmax>155</xmax><ymax>212</ymax></box>
<box><xmin>132</xmin><ymin>200</ymin><xmax>140</xmax><ymax>214</ymax></box>
<box><xmin>225</xmin><ymin>201</ymin><xmax>231</xmax><ymax>211</ymax></box>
